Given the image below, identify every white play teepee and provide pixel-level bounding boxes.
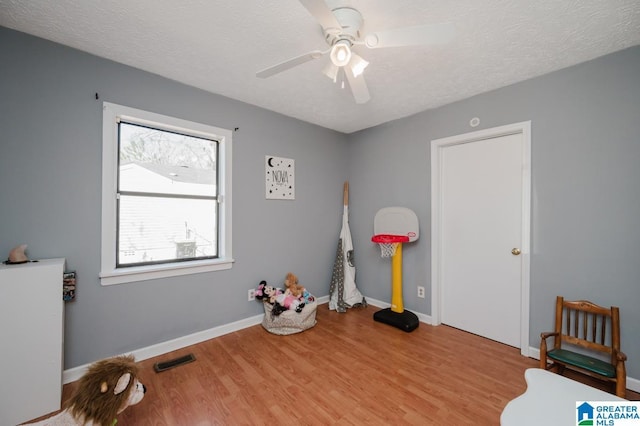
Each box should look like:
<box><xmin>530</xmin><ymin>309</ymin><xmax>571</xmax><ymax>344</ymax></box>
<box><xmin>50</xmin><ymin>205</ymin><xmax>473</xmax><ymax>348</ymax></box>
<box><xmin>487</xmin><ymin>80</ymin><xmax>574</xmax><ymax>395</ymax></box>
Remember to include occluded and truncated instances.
<box><xmin>329</xmin><ymin>182</ymin><xmax>366</xmax><ymax>312</ymax></box>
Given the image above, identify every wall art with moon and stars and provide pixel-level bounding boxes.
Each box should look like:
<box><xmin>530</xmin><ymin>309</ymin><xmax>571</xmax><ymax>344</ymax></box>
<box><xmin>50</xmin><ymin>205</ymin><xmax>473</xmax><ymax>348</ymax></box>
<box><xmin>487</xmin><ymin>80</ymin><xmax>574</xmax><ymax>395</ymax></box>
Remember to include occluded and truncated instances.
<box><xmin>265</xmin><ymin>156</ymin><xmax>295</xmax><ymax>200</ymax></box>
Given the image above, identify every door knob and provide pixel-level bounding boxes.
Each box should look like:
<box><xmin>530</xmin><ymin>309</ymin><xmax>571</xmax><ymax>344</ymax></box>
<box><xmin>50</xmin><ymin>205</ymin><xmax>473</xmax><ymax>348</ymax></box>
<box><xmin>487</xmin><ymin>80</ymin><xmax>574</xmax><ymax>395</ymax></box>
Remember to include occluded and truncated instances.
<box><xmin>511</xmin><ymin>248</ymin><xmax>521</xmax><ymax>256</ymax></box>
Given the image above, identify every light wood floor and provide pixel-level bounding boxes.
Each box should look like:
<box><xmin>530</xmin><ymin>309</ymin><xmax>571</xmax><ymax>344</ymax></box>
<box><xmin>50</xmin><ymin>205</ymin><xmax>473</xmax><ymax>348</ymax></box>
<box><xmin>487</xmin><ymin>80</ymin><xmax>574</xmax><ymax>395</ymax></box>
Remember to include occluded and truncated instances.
<box><xmin>50</xmin><ymin>304</ymin><xmax>637</xmax><ymax>425</ymax></box>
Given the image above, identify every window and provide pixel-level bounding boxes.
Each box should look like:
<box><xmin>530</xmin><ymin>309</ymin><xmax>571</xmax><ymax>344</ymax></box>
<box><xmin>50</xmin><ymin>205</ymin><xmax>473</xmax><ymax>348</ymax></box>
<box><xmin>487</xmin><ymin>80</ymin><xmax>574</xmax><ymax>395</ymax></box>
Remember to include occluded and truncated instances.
<box><xmin>101</xmin><ymin>103</ymin><xmax>232</xmax><ymax>285</ymax></box>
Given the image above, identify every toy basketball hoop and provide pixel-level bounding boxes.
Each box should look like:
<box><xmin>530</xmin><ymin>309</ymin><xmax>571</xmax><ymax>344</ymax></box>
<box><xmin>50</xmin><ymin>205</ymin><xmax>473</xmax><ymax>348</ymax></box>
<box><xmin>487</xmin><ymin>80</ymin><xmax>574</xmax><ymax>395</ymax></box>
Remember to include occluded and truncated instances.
<box><xmin>371</xmin><ymin>234</ymin><xmax>409</xmax><ymax>258</ymax></box>
<box><xmin>371</xmin><ymin>207</ymin><xmax>420</xmax><ymax>332</ymax></box>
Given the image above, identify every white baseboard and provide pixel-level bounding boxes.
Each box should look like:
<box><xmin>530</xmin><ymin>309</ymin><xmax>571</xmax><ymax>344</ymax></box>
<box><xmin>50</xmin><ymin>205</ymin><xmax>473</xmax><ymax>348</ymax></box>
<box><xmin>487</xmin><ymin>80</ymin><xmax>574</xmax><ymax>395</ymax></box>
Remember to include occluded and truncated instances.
<box><xmin>63</xmin><ymin>314</ymin><xmax>263</xmax><ymax>383</ymax></box>
<box><xmin>628</xmin><ymin>377</ymin><xmax>640</xmax><ymax>393</ymax></box>
<box><xmin>529</xmin><ymin>346</ymin><xmax>540</xmax><ymax>360</ymax></box>
<box><xmin>63</xmin><ymin>295</ymin><xmax>639</xmax><ymax>394</ymax></box>
<box><xmin>63</xmin><ymin>295</ymin><xmax>328</xmax><ymax>384</ymax></box>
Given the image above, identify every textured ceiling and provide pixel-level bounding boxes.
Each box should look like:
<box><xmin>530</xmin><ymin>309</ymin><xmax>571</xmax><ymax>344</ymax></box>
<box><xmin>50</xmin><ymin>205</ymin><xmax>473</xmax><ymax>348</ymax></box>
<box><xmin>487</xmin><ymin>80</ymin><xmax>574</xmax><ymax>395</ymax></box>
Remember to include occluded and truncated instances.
<box><xmin>1</xmin><ymin>0</ymin><xmax>639</xmax><ymax>133</ymax></box>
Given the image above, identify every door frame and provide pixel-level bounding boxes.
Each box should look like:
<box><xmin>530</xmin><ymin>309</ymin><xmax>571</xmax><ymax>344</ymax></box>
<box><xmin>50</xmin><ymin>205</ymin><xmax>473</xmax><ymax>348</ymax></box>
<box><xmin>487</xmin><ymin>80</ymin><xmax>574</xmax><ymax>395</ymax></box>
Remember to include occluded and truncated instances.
<box><xmin>430</xmin><ymin>121</ymin><xmax>532</xmax><ymax>356</ymax></box>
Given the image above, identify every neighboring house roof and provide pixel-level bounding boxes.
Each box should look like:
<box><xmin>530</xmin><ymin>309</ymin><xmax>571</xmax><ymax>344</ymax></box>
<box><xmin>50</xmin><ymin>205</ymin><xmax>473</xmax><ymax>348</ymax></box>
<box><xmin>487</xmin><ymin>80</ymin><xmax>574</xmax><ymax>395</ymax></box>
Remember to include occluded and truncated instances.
<box><xmin>122</xmin><ymin>161</ymin><xmax>216</xmax><ymax>185</ymax></box>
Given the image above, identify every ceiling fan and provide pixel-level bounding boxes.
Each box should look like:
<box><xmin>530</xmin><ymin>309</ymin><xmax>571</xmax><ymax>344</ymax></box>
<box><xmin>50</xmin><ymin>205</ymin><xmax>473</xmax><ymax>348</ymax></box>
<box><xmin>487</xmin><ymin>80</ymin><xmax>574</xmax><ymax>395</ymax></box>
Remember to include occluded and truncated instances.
<box><xmin>256</xmin><ymin>0</ymin><xmax>455</xmax><ymax>104</ymax></box>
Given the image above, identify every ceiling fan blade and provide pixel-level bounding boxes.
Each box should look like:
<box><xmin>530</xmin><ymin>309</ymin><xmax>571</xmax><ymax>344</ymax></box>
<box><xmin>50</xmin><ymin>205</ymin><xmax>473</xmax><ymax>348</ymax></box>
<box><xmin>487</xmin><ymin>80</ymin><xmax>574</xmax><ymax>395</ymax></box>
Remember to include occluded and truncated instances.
<box><xmin>256</xmin><ymin>50</ymin><xmax>325</xmax><ymax>78</ymax></box>
<box><xmin>345</xmin><ymin>67</ymin><xmax>370</xmax><ymax>104</ymax></box>
<box><xmin>298</xmin><ymin>0</ymin><xmax>341</xmax><ymax>30</ymax></box>
<box><xmin>364</xmin><ymin>22</ymin><xmax>455</xmax><ymax>49</ymax></box>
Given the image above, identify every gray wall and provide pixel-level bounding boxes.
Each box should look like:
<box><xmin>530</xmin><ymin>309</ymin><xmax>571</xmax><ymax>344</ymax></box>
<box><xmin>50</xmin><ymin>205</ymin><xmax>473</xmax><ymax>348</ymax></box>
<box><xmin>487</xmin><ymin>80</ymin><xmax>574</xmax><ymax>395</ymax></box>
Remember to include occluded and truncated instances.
<box><xmin>0</xmin><ymin>27</ymin><xmax>348</xmax><ymax>369</ymax></box>
<box><xmin>2</xmin><ymin>25</ymin><xmax>638</xmax><ymax>380</ymax></box>
<box><xmin>347</xmin><ymin>46</ymin><xmax>640</xmax><ymax>378</ymax></box>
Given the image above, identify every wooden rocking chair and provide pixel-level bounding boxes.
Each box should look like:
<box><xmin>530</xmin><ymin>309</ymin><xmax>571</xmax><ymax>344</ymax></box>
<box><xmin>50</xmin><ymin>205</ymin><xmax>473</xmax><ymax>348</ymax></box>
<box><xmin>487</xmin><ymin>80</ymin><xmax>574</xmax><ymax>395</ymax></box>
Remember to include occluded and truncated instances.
<box><xmin>539</xmin><ymin>296</ymin><xmax>627</xmax><ymax>397</ymax></box>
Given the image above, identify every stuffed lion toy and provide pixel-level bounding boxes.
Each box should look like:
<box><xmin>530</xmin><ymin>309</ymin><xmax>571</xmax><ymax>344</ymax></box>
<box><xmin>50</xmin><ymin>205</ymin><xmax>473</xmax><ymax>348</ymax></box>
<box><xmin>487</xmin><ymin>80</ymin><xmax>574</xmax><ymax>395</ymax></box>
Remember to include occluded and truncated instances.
<box><xmin>26</xmin><ymin>355</ymin><xmax>146</xmax><ymax>426</ymax></box>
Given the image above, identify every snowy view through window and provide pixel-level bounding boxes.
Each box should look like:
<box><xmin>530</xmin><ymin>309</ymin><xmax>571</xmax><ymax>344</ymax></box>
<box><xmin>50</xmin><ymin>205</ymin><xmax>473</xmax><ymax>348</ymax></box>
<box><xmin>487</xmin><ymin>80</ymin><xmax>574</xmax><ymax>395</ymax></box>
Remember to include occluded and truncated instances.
<box><xmin>117</xmin><ymin>122</ymin><xmax>218</xmax><ymax>266</ymax></box>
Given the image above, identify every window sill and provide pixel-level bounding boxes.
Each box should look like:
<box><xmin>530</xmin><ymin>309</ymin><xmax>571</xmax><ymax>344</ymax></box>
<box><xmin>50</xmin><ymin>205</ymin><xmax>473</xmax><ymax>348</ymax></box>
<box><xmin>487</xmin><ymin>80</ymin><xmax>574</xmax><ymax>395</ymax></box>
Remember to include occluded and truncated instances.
<box><xmin>100</xmin><ymin>258</ymin><xmax>234</xmax><ymax>286</ymax></box>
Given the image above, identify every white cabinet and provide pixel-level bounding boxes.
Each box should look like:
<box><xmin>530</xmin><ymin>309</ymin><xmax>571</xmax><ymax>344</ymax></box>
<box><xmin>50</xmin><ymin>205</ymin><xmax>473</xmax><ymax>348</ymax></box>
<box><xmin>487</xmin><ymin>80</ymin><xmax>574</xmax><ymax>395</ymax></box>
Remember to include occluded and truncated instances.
<box><xmin>0</xmin><ymin>258</ymin><xmax>65</xmax><ymax>425</ymax></box>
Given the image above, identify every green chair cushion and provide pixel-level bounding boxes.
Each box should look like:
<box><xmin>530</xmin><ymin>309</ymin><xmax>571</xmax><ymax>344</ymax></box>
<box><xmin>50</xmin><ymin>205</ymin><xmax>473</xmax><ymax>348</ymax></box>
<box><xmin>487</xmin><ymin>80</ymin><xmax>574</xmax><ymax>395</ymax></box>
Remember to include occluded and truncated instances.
<box><xmin>548</xmin><ymin>348</ymin><xmax>615</xmax><ymax>378</ymax></box>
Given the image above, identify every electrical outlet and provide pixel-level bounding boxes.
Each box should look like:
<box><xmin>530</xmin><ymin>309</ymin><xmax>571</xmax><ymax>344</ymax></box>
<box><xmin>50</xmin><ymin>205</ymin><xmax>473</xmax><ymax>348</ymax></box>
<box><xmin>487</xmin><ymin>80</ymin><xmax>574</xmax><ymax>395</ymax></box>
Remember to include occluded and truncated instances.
<box><xmin>417</xmin><ymin>286</ymin><xmax>425</xmax><ymax>298</ymax></box>
<box><xmin>248</xmin><ymin>289</ymin><xmax>256</xmax><ymax>301</ymax></box>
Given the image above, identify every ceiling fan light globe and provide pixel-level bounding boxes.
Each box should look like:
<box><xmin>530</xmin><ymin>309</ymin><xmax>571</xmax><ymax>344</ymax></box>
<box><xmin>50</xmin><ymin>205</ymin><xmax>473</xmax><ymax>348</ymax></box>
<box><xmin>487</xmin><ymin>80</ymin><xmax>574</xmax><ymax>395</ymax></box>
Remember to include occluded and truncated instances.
<box><xmin>330</xmin><ymin>41</ymin><xmax>352</xmax><ymax>67</ymax></box>
<box><xmin>322</xmin><ymin>62</ymin><xmax>339</xmax><ymax>82</ymax></box>
<box><xmin>350</xmin><ymin>54</ymin><xmax>369</xmax><ymax>78</ymax></box>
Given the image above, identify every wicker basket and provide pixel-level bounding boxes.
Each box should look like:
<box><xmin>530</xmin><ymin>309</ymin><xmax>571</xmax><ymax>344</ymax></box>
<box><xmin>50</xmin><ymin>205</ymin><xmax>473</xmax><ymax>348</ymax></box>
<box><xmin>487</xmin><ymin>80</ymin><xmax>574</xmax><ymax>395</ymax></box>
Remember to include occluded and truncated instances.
<box><xmin>262</xmin><ymin>299</ymin><xmax>317</xmax><ymax>335</ymax></box>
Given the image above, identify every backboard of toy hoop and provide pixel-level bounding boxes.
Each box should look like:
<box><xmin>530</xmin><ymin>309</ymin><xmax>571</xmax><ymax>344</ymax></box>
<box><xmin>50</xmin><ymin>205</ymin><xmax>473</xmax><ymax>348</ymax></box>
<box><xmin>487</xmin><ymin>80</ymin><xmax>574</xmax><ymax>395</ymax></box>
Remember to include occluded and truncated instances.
<box><xmin>373</xmin><ymin>207</ymin><xmax>419</xmax><ymax>242</ymax></box>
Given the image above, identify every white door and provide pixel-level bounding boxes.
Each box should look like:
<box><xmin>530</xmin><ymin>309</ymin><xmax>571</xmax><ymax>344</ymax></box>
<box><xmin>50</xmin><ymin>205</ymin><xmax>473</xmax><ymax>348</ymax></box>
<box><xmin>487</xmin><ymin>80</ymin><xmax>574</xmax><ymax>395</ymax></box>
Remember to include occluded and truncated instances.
<box><xmin>431</xmin><ymin>122</ymin><xmax>530</xmax><ymax>353</ymax></box>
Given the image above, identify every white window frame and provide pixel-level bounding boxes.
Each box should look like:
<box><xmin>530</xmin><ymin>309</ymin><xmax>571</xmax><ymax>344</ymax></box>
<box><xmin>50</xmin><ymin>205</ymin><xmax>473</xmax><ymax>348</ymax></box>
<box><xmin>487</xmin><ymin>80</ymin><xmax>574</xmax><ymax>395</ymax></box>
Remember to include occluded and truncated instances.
<box><xmin>100</xmin><ymin>102</ymin><xmax>233</xmax><ymax>285</ymax></box>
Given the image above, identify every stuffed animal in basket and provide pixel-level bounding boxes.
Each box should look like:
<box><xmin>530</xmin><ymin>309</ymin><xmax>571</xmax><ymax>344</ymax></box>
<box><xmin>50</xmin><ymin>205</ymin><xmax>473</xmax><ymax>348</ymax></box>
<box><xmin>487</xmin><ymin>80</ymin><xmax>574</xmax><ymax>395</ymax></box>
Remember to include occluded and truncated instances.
<box><xmin>26</xmin><ymin>355</ymin><xmax>146</xmax><ymax>426</ymax></box>
<box><xmin>255</xmin><ymin>280</ymin><xmax>282</xmax><ymax>304</ymax></box>
<box><xmin>284</xmin><ymin>272</ymin><xmax>305</xmax><ymax>298</ymax></box>
<box><xmin>256</xmin><ymin>280</ymin><xmax>304</xmax><ymax>316</ymax></box>
<box><xmin>274</xmin><ymin>289</ymin><xmax>305</xmax><ymax>314</ymax></box>
<box><xmin>284</xmin><ymin>273</ymin><xmax>315</xmax><ymax>304</ymax></box>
